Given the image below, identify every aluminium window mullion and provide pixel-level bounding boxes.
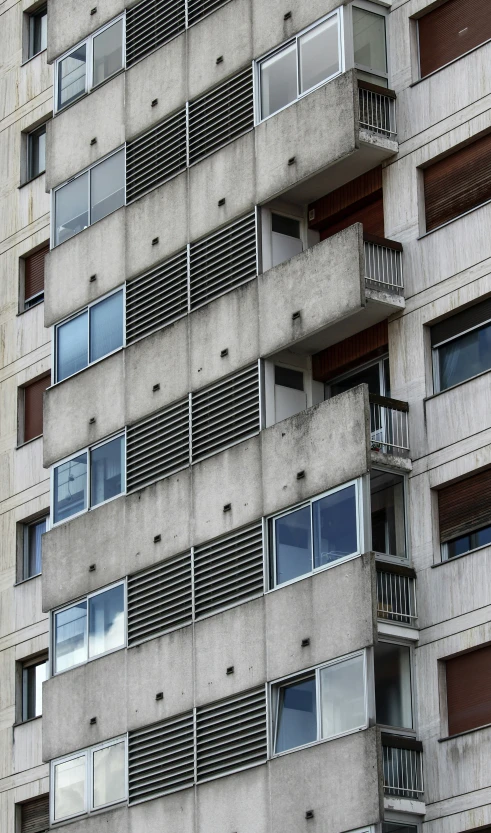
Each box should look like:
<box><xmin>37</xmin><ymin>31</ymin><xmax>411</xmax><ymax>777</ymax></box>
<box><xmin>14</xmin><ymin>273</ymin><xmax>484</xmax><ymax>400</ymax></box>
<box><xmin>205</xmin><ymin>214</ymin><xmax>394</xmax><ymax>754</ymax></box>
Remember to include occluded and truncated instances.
<box><xmin>315</xmin><ymin>668</ymin><xmax>322</xmax><ymax>742</ymax></box>
<box><xmin>310</xmin><ymin>498</ymin><xmax>315</xmax><ymax>573</ymax></box>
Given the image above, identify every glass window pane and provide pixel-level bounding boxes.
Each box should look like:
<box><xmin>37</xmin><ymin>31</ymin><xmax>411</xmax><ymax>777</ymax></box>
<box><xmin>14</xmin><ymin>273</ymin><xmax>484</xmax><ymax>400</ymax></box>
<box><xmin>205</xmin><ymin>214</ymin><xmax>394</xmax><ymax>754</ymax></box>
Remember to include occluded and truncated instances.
<box><xmin>28</xmin><ymin>126</ymin><xmax>46</xmax><ymax>179</ymax></box>
<box><xmin>92</xmin><ymin>742</ymin><xmax>126</xmax><ymax>808</ymax></box>
<box><xmin>260</xmin><ymin>43</ymin><xmax>297</xmax><ymax>119</ymax></box>
<box><xmin>370</xmin><ymin>470</ymin><xmax>406</xmax><ymax>558</ymax></box>
<box><xmin>58</xmin><ymin>44</ymin><xmax>87</xmax><ymax>109</ymax></box>
<box><xmin>93</xmin><ymin>19</ymin><xmax>124</xmax><ymax>87</ymax></box>
<box><xmin>299</xmin><ymin>16</ymin><xmax>340</xmax><ymax>94</ymax></box>
<box><xmin>90</xmin><ymin>436</ymin><xmax>124</xmax><ymax>508</ymax></box>
<box><xmin>26</xmin><ymin>517</ymin><xmax>47</xmax><ymax>578</ymax></box>
<box><xmin>275</xmin><ymin>676</ymin><xmax>317</xmax><ymax>753</ymax></box>
<box><xmin>329</xmin><ymin>361</ymin><xmax>382</xmax><ymax>398</ymax></box>
<box><xmin>56</xmin><ymin>311</ymin><xmax>88</xmax><ymax>382</ymax></box>
<box><xmin>89</xmin><ymin>584</ymin><xmax>125</xmax><ymax>658</ymax></box>
<box><xmin>24</xmin><ymin>659</ymin><xmax>48</xmax><ymax>720</ymax></box>
<box><xmin>54</xmin><ymin>756</ymin><xmax>86</xmax><ymax>821</ymax></box>
<box><xmin>474</xmin><ymin>525</ymin><xmax>491</xmax><ymax>549</ymax></box>
<box><xmin>320</xmin><ymin>654</ymin><xmax>366</xmax><ymax>738</ymax></box>
<box><xmin>90</xmin><ymin>151</ymin><xmax>125</xmax><ymax>225</ymax></box>
<box><xmin>274</xmin><ymin>505</ymin><xmax>312</xmax><ymax>585</ymax></box>
<box><xmin>313</xmin><ymin>484</ymin><xmax>358</xmax><ymax>568</ymax></box>
<box><xmin>89</xmin><ymin>291</ymin><xmax>124</xmax><ymax>363</ymax></box>
<box><xmin>446</xmin><ymin>533</ymin><xmax>471</xmax><ymax>559</ymax></box>
<box><xmin>438</xmin><ymin>322</ymin><xmax>491</xmax><ymax>391</ymax></box>
<box><xmin>383</xmin><ymin>825</ymin><xmax>418</xmax><ymax>833</ymax></box>
<box><xmin>353</xmin><ymin>7</ymin><xmax>387</xmax><ymax>75</ymax></box>
<box><xmin>54</xmin><ymin>172</ymin><xmax>89</xmax><ymax>246</ymax></box>
<box><xmin>53</xmin><ymin>452</ymin><xmax>88</xmax><ymax>524</ymax></box>
<box><xmin>55</xmin><ymin>602</ymin><xmax>87</xmax><ymax>672</ymax></box>
<box><xmin>375</xmin><ymin>642</ymin><xmax>412</xmax><ymax>729</ymax></box>
<box><xmin>30</xmin><ymin>9</ymin><xmax>47</xmax><ymax>57</ymax></box>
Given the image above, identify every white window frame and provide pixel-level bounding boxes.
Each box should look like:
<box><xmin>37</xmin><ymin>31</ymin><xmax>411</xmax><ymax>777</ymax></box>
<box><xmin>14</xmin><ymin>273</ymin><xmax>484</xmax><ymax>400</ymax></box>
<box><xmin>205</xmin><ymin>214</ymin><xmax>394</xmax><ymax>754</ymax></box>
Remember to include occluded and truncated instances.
<box><xmin>54</xmin><ymin>14</ymin><xmax>126</xmax><ymax>114</ymax></box>
<box><xmin>375</xmin><ymin>638</ymin><xmax>416</xmax><ymax>736</ymax></box>
<box><xmin>51</xmin><ymin>580</ymin><xmax>127</xmax><ymax>676</ymax></box>
<box><xmin>254</xmin><ymin>7</ymin><xmax>345</xmax><ymax>124</ymax></box>
<box><xmin>370</xmin><ymin>466</ymin><xmax>409</xmax><ymax>565</ymax></box>
<box><xmin>51</xmin><ymin>146</ymin><xmax>126</xmax><ymax>248</ymax></box>
<box><xmin>324</xmin><ymin>354</ymin><xmax>390</xmax><ymax>399</ymax></box>
<box><xmin>266</xmin><ymin>478</ymin><xmax>364</xmax><ymax>591</ymax></box>
<box><xmin>53</xmin><ymin>285</ymin><xmax>126</xmax><ymax>384</ymax></box>
<box><xmin>23</xmin><ymin>513</ymin><xmax>50</xmax><ymax>579</ymax></box>
<box><xmin>21</xmin><ymin>654</ymin><xmax>49</xmax><ymax>721</ymax></box>
<box><xmin>432</xmin><ymin>316</ymin><xmax>491</xmax><ymax>394</ymax></box>
<box><xmin>51</xmin><ymin>431</ymin><xmax>127</xmax><ymax>527</ymax></box>
<box><xmin>344</xmin><ymin>0</ymin><xmax>390</xmax><ymax>88</ymax></box>
<box><xmin>270</xmin><ymin>650</ymin><xmax>369</xmax><ymax>757</ymax></box>
<box><xmin>50</xmin><ymin>736</ymin><xmax>127</xmax><ymax>825</ymax></box>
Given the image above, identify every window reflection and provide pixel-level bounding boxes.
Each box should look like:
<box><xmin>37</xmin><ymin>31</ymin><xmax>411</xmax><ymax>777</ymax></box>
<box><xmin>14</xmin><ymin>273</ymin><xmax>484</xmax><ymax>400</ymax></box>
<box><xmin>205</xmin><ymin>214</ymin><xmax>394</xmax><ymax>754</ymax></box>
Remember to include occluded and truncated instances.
<box><xmin>93</xmin><ymin>20</ymin><xmax>124</xmax><ymax>87</ymax></box>
<box><xmin>54</xmin><ymin>756</ymin><xmax>86</xmax><ymax>821</ymax></box>
<box><xmin>88</xmin><ymin>584</ymin><xmax>125</xmax><ymax>658</ymax></box>
<box><xmin>92</xmin><ymin>742</ymin><xmax>126</xmax><ymax>808</ymax></box>
<box><xmin>260</xmin><ymin>43</ymin><xmax>297</xmax><ymax>120</ymax></box>
<box><xmin>320</xmin><ymin>653</ymin><xmax>366</xmax><ymax>738</ymax></box>
<box><xmin>53</xmin><ymin>453</ymin><xmax>88</xmax><ymax>524</ymax></box>
<box><xmin>55</xmin><ymin>602</ymin><xmax>87</xmax><ymax>673</ymax></box>
<box><xmin>437</xmin><ymin>322</ymin><xmax>491</xmax><ymax>391</ymax></box>
<box><xmin>58</xmin><ymin>45</ymin><xmax>87</xmax><ymax>109</ymax></box>
<box><xmin>275</xmin><ymin>676</ymin><xmax>317</xmax><ymax>753</ymax></box>
<box><xmin>299</xmin><ymin>16</ymin><xmax>340</xmax><ymax>94</ymax></box>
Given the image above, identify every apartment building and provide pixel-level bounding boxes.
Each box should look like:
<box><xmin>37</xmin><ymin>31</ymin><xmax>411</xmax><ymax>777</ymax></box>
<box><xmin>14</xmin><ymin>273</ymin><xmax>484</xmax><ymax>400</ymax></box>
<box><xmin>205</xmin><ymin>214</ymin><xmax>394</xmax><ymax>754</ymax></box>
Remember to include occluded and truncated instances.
<box><xmin>2</xmin><ymin>0</ymin><xmax>491</xmax><ymax>831</ymax></box>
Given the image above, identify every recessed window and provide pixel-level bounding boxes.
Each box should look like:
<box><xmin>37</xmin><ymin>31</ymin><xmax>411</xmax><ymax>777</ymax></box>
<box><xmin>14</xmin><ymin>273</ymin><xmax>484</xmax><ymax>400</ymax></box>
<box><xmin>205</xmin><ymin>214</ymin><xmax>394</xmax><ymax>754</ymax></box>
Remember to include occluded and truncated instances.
<box><xmin>22</xmin><ymin>655</ymin><xmax>48</xmax><ymax>720</ymax></box>
<box><xmin>53</xmin><ymin>149</ymin><xmax>125</xmax><ymax>246</ymax></box>
<box><xmin>370</xmin><ymin>469</ymin><xmax>407</xmax><ymax>560</ymax></box>
<box><xmin>27</xmin><ymin>124</ymin><xmax>47</xmax><ymax>180</ymax></box>
<box><xmin>53</xmin><ymin>582</ymin><xmax>125</xmax><ymax>674</ymax></box>
<box><xmin>418</xmin><ymin>0</ymin><xmax>491</xmax><ymax>79</ymax></box>
<box><xmin>51</xmin><ymin>737</ymin><xmax>126</xmax><ymax>823</ymax></box>
<box><xmin>271</xmin><ymin>214</ymin><xmax>303</xmax><ymax>267</ymax></box>
<box><xmin>438</xmin><ymin>467</ymin><xmax>491</xmax><ymax>561</ymax></box>
<box><xmin>257</xmin><ymin>10</ymin><xmax>342</xmax><ymax>121</ymax></box>
<box><xmin>326</xmin><ymin>355</ymin><xmax>390</xmax><ymax>399</ymax></box>
<box><xmin>17</xmin><ymin>794</ymin><xmax>49</xmax><ymax>833</ymax></box>
<box><xmin>273</xmin><ymin>652</ymin><xmax>367</xmax><ymax>754</ymax></box>
<box><xmin>445</xmin><ymin>644</ymin><xmax>491</xmax><ymax>736</ymax></box>
<box><xmin>55</xmin><ymin>289</ymin><xmax>124</xmax><ymax>382</ymax></box>
<box><xmin>22</xmin><ymin>243</ymin><xmax>48</xmax><ymax>310</ymax></box>
<box><xmin>55</xmin><ymin>17</ymin><xmax>124</xmax><ymax>112</ymax></box>
<box><xmin>382</xmin><ymin>824</ymin><xmax>418</xmax><ymax>833</ymax></box>
<box><xmin>268</xmin><ymin>481</ymin><xmax>361</xmax><ymax>588</ymax></box>
<box><xmin>21</xmin><ymin>374</ymin><xmax>50</xmax><ymax>444</ymax></box>
<box><xmin>352</xmin><ymin>5</ymin><xmax>388</xmax><ymax>87</ymax></box>
<box><xmin>52</xmin><ymin>434</ymin><xmax>125</xmax><ymax>525</ymax></box>
<box><xmin>374</xmin><ymin>642</ymin><xmax>413</xmax><ymax>730</ymax></box>
<box><xmin>23</xmin><ymin>515</ymin><xmax>49</xmax><ymax>579</ymax></box>
<box><xmin>432</xmin><ymin>299</ymin><xmax>491</xmax><ymax>392</ymax></box>
<box><xmin>28</xmin><ymin>5</ymin><xmax>47</xmax><ymax>59</ymax></box>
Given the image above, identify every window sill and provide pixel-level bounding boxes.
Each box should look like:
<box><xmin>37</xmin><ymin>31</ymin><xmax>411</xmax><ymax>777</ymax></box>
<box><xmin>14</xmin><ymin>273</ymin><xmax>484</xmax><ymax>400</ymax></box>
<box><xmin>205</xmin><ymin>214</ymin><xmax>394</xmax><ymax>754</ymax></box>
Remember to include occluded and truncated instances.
<box><xmin>13</xmin><ymin>715</ymin><xmax>42</xmax><ymax>729</ymax></box>
<box><xmin>439</xmin><ymin>721</ymin><xmax>491</xmax><ymax>742</ymax></box>
<box><xmin>50</xmin><ymin>344</ymin><xmax>124</xmax><ymax>390</ymax></box>
<box><xmin>418</xmin><ymin>196</ymin><xmax>491</xmax><ymax>240</ymax></box>
<box><xmin>14</xmin><ymin>573</ymin><xmax>42</xmax><ymax>587</ymax></box>
<box><xmin>16</xmin><ymin>300</ymin><xmax>45</xmax><ymax>317</ymax></box>
<box><xmin>54</xmin><ymin>68</ymin><xmax>125</xmax><ymax>118</ymax></box>
<box><xmin>424</xmin><ymin>366</ymin><xmax>491</xmax><ymax>403</ymax></box>
<box><xmin>18</xmin><ymin>171</ymin><xmax>45</xmax><ymax>190</ymax></box>
<box><xmin>409</xmin><ymin>38</ymin><xmax>491</xmax><ymax>88</ymax></box>
<box><xmin>271</xmin><ymin>723</ymin><xmax>368</xmax><ymax>759</ymax></box>
<box><xmin>432</xmin><ymin>542</ymin><xmax>491</xmax><ymax>568</ymax></box>
<box><xmin>21</xmin><ymin>48</ymin><xmax>47</xmax><ymax>67</ymax></box>
<box><xmin>264</xmin><ymin>550</ymin><xmax>362</xmax><ymax>594</ymax></box>
<box><xmin>16</xmin><ymin>434</ymin><xmax>43</xmax><ymax>450</ymax></box>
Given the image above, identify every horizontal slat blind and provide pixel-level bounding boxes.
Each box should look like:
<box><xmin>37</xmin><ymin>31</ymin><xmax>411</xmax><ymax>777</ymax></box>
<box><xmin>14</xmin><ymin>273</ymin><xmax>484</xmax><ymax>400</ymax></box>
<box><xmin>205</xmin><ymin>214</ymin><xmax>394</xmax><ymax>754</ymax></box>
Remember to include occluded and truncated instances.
<box><xmin>127</xmin><ymin>552</ymin><xmax>192</xmax><ymax>644</ymax></box>
<box><xmin>191</xmin><ymin>364</ymin><xmax>260</xmax><ymax>461</ymax></box>
<box><xmin>126</xmin><ymin>398</ymin><xmax>190</xmax><ymax>491</ymax></box>
<box><xmin>126</xmin><ymin>249</ymin><xmax>188</xmax><ymax>344</ymax></box>
<box><xmin>189</xmin><ymin>211</ymin><xmax>257</xmax><ymax>308</ymax></box>
<box><xmin>187</xmin><ymin>0</ymin><xmax>230</xmax><ymax>25</ymax></box>
<box><xmin>196</xmin><ymin>687</ymin><xmax>267</xmax><ymax>781</ymax></box>
<box><xmin>24</xmin><ymin>375</ymin><xmax>49</xmax><ymax>442</ymax></box>
<box><xmin>418</xmin><ymin>0</ymin><xmax>491</xmax><ymax>78</ymax></box>
<box><xmin>20</xmin><ymin>795</ymin><xmax>49</xmax><ymax>833</ymax></box>
<box><xmin>126</xmin><ymin>108</ymin><xmax>187</xmax><ymax>202</ymax></box>
<box><xmin>312</xmin><ymin>320</ymin><xmax>388</xmax><ymax>382</ymax></box>
<box><xmin>194</xmin><ymin>521</ymin><xmax>263</xmax><ymax>618</ymax></box>
<box><xmin>188</xmin><ymin>67</ymin><xmax>254</xmax><ymax>165</ymax></box>
<box><xmin>431</xmin><ymin>297</ymin><xmax>491</xmax><ymax>346</ymax></box>
<box><xmin>126</xmin><ymin>0</ymin><xmax>186</xmax><ymax>67</ymax></box>
<box><xmin>424</xmin><ymin>132</ymin><xmax>491</xmax><ymax>232</ymax></box>
<box><xmin>446</xmin><ymin>644</ymin><xmax>491</xmax><ymax>735</ymax></box>
<box><xmin>438</xmin><ymin>468</ymin><xmax>491</xmax><ymax>543</ymax></box>
<box><xmin>128</xmin><ymin>712</ymin><xmax>194</xmax><ymax>803</ymax></box>
<box><xmin>25</xmin><ymin>245</ymin><xmax>48</xmax><ymax>301</ymax></box>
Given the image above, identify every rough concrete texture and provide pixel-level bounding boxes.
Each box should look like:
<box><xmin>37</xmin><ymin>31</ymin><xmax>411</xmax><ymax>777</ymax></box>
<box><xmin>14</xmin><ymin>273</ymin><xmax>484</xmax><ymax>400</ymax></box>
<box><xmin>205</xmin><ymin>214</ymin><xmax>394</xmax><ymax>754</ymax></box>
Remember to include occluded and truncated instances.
<box><xmin>47</xmin><ymin>0</ymin><xmax>125</xmax><ymax>63</ymax></box>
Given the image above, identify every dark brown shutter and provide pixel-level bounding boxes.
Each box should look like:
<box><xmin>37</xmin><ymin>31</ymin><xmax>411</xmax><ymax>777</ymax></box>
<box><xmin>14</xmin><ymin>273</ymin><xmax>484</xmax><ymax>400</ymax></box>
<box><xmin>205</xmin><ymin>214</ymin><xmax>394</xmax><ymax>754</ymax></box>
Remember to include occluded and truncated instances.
<box><xmin>418</xmin><ymin>0</ymin><xmax>491</xmax><ymax>78</ymax></box>
<box><xmin>424</xmin><ymin>132</ymin><xmax>491</xmax><ymax>232</ymax></box>
<box><xmin>24</xmin><ymin>245</ymin><xmax>48</xmax><ymax>301</ymax></box>
<box><xmin>24</xmin><ymin>375</ymin><xmax>49</xmax><ymax>442</ymax></box>
<box><xmin>309</xmin><ymin>168</ymin><xmax>383</xmax><ymax>236</ymax></box>
<box><xmin>319</xmin><ymin>196</ymin><xmax>384</xmax><ymax>242</ymax></box>
<box><xmin>438</xmin><ymin>468</ymin><xmax>491</xmax><ymax>543</ymax></box>
<box><xmin>20</xmin><ymin>795</ymin><xmax>49</xmax><ymax>833</ymax></box>
<box><xmin>431</xmin><ymin>296</ymin><xmax>491</xmax><ymax>346</ymax></box>
<box><xmin>446</xmin><ymin>644</ymin><xmax>491</xmax><ymax>735</ymax></box>
<box><xmin>312</xmin><ymin>321</ymin><xmax>388</xmax><ymax>383</ymax></box>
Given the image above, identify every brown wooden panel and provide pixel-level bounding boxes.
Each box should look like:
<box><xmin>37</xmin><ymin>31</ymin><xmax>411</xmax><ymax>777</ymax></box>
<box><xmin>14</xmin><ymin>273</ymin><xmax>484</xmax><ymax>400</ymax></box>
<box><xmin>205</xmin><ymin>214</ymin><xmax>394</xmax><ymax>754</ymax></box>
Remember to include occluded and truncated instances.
<box><xmin>24</xmin><ymin>375</ymin><xmax>49</xmax><ymax>443</ymax></box>
<box><xmin>431</xmin><ymin>296</ymin><xmax>491</xmax><ymax>346</ymax></box>
<box><xmin>424</xmin><ymin>132</ymin><xmax>491</xmax><ymax>231</ymax></box>
<box><xmin>320</xmin><ymin>195</ymin><xmax>384</xmax><ymax>241</ymax></box>
<box><xmin>24</xmin><ymin>245</ymin><xmax>48</xmax><ymax>301</ymax></box>
<box><xmin>20</xmin><ymin>794</ymin><xmax>49</xmax><ymax>833</ymax></box>
<box><xmin>312</xmin><ymin>321</ymin><xmax>388</xmax><ymax>383</ymax></box>
<box><xmin>419</xmin><ymin>0</ymin><xmax>491</xmax><ymax>78</ymax></box>
<box><xmin>309</xmin><ymin>168</ymin><xmax>383</xmax><ymax>230</ymax></box>
<box><xmin>438</xmin><ymin>468</ymin><xmax>491</xmax><ymax>542</ymax></box>
<box><xmin>446</xmin><ymin>644</ymin><xmax>491</xmax><ymax>735</ymax></box>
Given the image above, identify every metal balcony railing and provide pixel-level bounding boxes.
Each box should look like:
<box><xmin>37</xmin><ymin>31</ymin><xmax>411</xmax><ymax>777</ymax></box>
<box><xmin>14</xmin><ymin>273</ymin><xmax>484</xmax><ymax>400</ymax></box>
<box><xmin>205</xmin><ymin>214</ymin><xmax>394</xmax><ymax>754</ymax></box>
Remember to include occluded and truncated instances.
<box><xmin>370</xmin><ymin>394</ymin><xmax>409</xmax><ymax>457</ymax></box>
<box><xmin>358</xmin><ymin>80</ymin><xmax>397</xmax><ymax>138</ymax></box>
<box><xmin>364</xmin><ymin>233</ymin><xmax>403</xmax><ymax>295</ymax></box>
<box><xmin>376</xmin><ymin>566</ymin><xmax>417</xmax><ymax>625</ymax></box>
<box><xmin>382</xmin><ymin>737</ymin><xmax>424</xmax><ymax>798</ymax></box>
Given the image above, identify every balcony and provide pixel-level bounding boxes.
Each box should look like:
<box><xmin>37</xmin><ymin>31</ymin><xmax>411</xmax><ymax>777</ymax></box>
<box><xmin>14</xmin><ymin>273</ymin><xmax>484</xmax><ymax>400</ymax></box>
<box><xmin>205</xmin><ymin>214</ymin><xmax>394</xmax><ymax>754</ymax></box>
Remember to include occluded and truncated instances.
<box><xmin>364</xmin><ymin>234</ymin><xmax>403</xmax><ymax>296</ymax></box>
<box><xmin>370</xmin><ymin>395</ymin><xmax>409</xmax><ymax>458</ymax></box>
<box><xmin>382</xmin><ymin>735</ymin><xmax>424</xmax><ymax>800</ymax></box>
<box><xmin>358</xmin><ymin>81</ymin><xmax>397</xmax><ymax>141</ymax></box>
<box><xmin>376</xmin><ymin>565</ymin><xmax>417</xmax><ymax>626</ymax></box>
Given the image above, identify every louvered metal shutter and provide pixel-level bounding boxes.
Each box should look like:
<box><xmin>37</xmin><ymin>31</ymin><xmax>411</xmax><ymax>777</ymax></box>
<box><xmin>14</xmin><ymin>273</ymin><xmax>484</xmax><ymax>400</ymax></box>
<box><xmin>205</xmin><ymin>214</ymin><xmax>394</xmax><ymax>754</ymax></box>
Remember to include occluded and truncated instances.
<box><xmin>424</xmin><ymin>133</ymin><xmax>491</xmax><ymax>232</ymax></box>
<box><xmin>438</xmin><ymin>468</ymin><xmax>491</xmax><ymax>543</ymax></box>
<box><xmin>191</xmin><ymin>364</ymin><xmax>260</xmax><ymax>462</ymax></box>
<box><xmin>418</xmin><ymin>0</ymin><xmax>491</xmax><ymax>78</ymax></box>
<box><xmin>446</xmin><ymin>644</ymin><xmax>491</xmax><ymax>735</ymax></box>
<box><xmin>128</xmin><ymin>712</ymin><xmax>195</xmax><ymax>803</ymax></box>
<box><xmin>126</xmin><ymin>109</ymin><xmax>187</xmax><ymax>203</ymax></box>
<box><xmin>126</xmin><ymin>249</ymin><xmax>188</xmax><ymax>344</ymax></box>
<box><xmin>194</xmin><ymin>521</ymin><xmax>263</xmax><ymax>618</ymax></box>
<box><xmin>431</xmin><ymin>297</ymin><xmax>491</xmax><ymax>347</ymax></box>
<box><xmin>126</xmin><ymin>0</ymin><xmax>186</xmax><ymax>67</ymax></box>
<box><xmin>188</xmin><ymin>67</ymin><xmax>254</xmax><ymax>165</ymax></box>
<box><xmin>126</xmin><ymin>398</ymin><xmax>190</xmax><ymax>492</ymax></box>
<box><xmin>187</xmin><ymin>0</ymin><xmax>230</xmax><ymax>26</ymax></box>
<box><xmin>189</xmin><ymin>211</ymin><xmax>257</xmax><ymax>309</ymax></box>
<box><xmin>196</xmin><ymin>687</ymin><xmax>267</xmax><ymax>781</ymax></box>
<box><xmin>24</xmin><ymin>245</ymin><xmax>49</xmax><ymax>302</ymax></box>
<box><xmin>20</xmin><ymin>795</ymin><xmax>49</xmax><ymax>833</ymax></box>
<box><xmin>24</xmin><ymin>375</ymin><xmax>49</xmax><ymax>442</ymax></box>
<box><xmin>312</xmin><ymin>320</ymin><xmax>388</xmax><ymax>382</ymax></box>
<box><xmin>127</xmin><ymin>552</ymin><xmax>192</xmax><ymax>645</ymax></box>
